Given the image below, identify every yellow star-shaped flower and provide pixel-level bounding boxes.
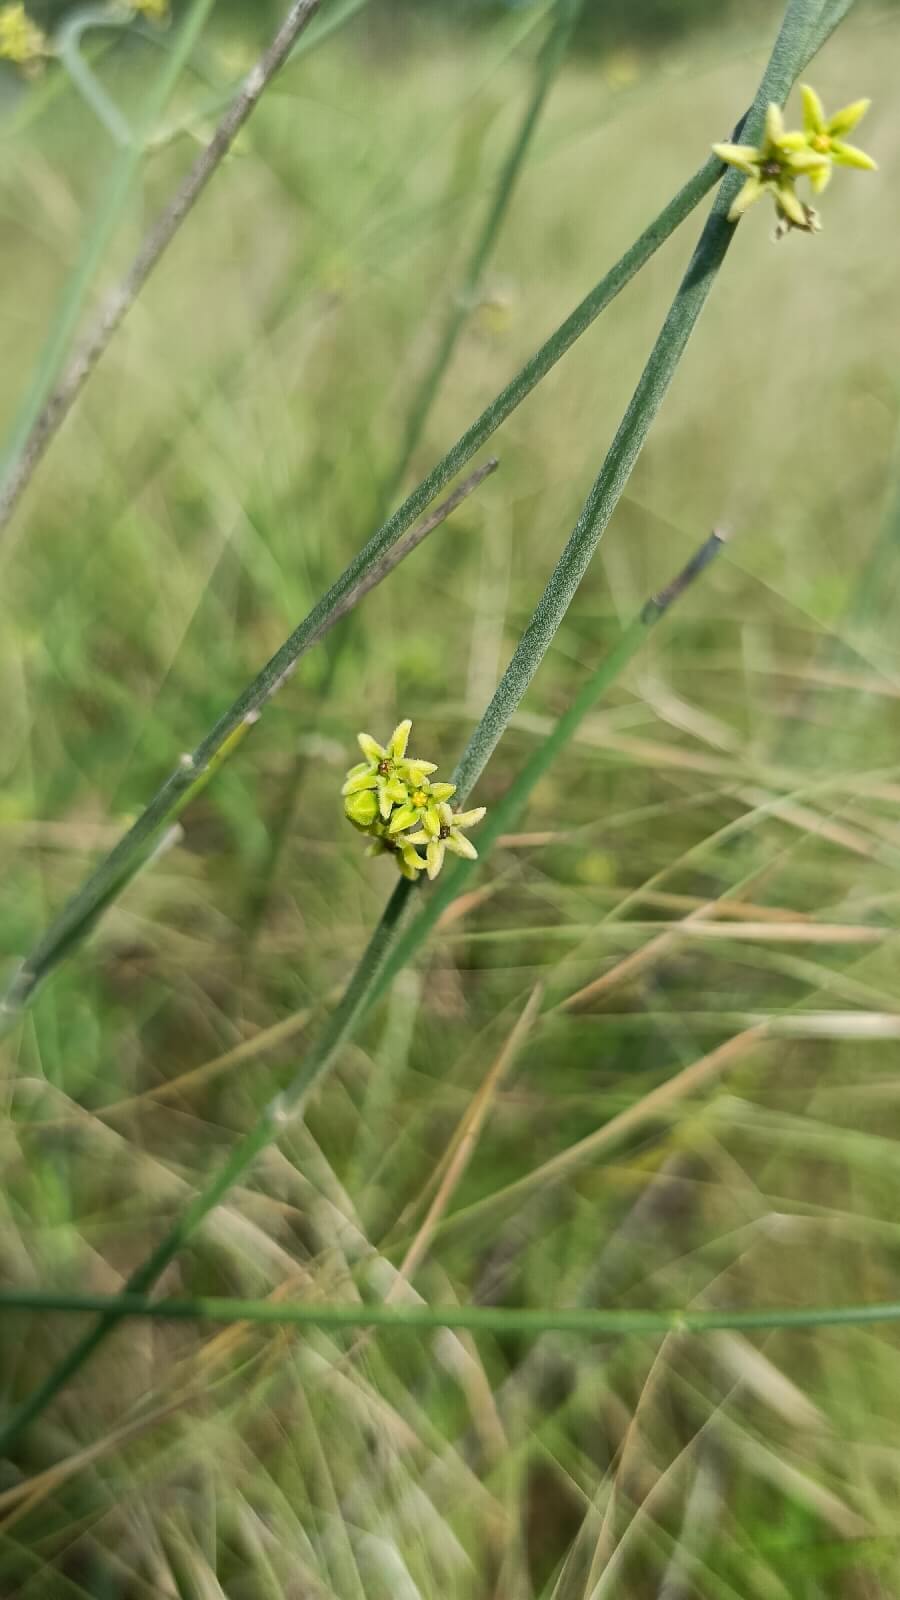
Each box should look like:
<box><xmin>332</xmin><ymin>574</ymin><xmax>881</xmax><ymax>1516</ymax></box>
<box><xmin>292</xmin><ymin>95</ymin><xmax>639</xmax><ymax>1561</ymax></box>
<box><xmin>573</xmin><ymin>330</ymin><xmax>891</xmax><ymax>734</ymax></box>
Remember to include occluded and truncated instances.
<box><xmin>0</xmin><ymin>3</ymin><xmax>46</xmax><ymax>68</ymax></box>
<box><xmin>800</xmin><ymin>85</ymin><xmax>877</xmax><ymax>192</ymax></box>
<box><xmin>713</xmin><ymin>102</ymin><xmax>829</xmax><ymax>230</ymax></box>
<box><xmin>403</xmin><ymin>802</ymin><xmax>487</xmax><ymax>882</ymax></box>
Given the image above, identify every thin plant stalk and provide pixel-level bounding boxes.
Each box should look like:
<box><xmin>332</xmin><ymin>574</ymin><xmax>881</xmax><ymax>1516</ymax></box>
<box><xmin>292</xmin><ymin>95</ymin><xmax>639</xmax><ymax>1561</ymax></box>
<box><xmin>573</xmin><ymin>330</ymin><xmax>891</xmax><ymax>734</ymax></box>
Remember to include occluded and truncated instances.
<box><xmin>0</xmin><ymin>1287</ymin><xmax>897</xmax><ymax>1341</ymax></box>
<box><xmin>1</xmin><ymin>459</ymin><xmax>497</xmax><ymax>1020</ymax></box>
<box><xmin>55</xmin><ymin>8</ymin><xmax>136</xmax><ymax>148</ymax></box>
<box><xmin>0</xmin><ymin>0</ymin><xmax>324</xmax><ymax>533</ymax></box>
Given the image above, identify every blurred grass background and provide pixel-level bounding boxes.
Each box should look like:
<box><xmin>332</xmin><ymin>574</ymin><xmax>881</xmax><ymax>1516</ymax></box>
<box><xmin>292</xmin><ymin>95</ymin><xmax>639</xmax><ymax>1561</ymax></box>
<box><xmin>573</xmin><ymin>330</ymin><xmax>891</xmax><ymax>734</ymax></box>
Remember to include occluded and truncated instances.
<box><xmin>3</xmin><ymin>0</ymin><xmax>900</xmax><ymax>1593</ymax></box>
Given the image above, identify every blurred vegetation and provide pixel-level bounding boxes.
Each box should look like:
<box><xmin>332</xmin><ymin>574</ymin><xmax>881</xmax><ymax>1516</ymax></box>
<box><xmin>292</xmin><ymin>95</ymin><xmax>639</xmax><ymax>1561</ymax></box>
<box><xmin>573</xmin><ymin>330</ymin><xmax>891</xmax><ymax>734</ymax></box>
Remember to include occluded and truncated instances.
<box><xmin>25</xmin><ymin>0</ymin><xmax>773</xmax><ymax>49</ymax></box>
<box><xmin>2</xmin><ymin>0</ymin><xmax>900</xmax><ymax>1595</ymax></box>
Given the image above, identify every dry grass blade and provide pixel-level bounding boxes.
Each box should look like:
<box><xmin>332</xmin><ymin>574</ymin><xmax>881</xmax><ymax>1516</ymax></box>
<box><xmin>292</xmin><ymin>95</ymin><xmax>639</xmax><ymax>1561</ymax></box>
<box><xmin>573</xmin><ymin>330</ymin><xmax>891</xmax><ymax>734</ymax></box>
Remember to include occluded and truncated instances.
<box><xmin>441</xmin><ymin>1027</ymin><xmax>767</xmax><ymax>1236</ymax></box>
<box><xmin>331</xmin><ymin>984</ymin><xmax>549</xmax><ymax>1387</ymax></box>
<box><xmin>392</xmin><ymin>982</ymin><xmax>543</xmax><ymax>1288</ymax></box>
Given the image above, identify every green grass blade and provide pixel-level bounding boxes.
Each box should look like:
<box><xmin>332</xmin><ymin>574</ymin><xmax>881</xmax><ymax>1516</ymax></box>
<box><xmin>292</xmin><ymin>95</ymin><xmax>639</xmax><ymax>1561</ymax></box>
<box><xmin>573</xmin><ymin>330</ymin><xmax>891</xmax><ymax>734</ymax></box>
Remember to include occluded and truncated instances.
<box><xmin>0</xmin><ymin>1287</ymin><xmax>897</xmax><ymax>1341</ymax></box>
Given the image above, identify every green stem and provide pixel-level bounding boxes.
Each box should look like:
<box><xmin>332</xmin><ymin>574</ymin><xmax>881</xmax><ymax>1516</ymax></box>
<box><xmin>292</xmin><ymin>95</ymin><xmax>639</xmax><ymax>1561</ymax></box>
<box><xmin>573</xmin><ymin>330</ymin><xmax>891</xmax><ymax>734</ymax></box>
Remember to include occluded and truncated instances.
<box><xmin>55</xmin><ymin>7</ymin><xmax>136</xmax><ymax>148</ymax></box>
<box><xmin>0</xmin><ymin>1287</ymin><xmax>895</xmax><ymax>1341</ymax></box>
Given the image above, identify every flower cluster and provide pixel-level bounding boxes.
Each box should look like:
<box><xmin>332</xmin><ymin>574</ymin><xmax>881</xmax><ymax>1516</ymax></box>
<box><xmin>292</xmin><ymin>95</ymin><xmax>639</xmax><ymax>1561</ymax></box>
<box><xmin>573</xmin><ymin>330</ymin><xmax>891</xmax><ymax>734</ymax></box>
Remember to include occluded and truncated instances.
<box><xmin>713</xmin><ymin>87</ymin><xmax>876</xmax><ymax>238</ymax></box>
<box><xmin>342</xmin><ymin>720</ymin><xmax>486</xmax><ymax>882</ymax></box>
<box><xmin>0</xmin><ymin>4</ymin><xmax>46</xmax><ymax>71</ymax></box>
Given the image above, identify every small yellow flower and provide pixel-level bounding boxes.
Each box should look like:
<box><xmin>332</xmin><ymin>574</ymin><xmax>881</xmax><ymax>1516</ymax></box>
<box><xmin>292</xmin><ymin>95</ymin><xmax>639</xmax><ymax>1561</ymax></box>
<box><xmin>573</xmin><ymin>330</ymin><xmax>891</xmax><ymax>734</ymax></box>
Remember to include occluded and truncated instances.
<box><xmin>364</xmin><ymin>825</ymin><xmax>428</xmax><ymax>881</ymax></box>
<box><xmin>386</xmin><ymin>776</ymin><xmax>458</xmax><ymax>841</ymax></box>
<box><xmin>0</xmin><ymin>3</ymin><xmax>47</xmax><ymax>69</ymax></box>
<box><xmin>403</xmin><ymin>803</ymin><xmax>487</xmax><ymax>882</ymax></box>
<box><xmin>799</xmin><ymin>85</ymin><xmax>877</xmax><ymax>192</ymax></box>
<box><xmin>713</xmin><ymin>102</ymin><xmax>829</xmax><ymax>229</ymax></box>
<box><xmin>342</xmin><ymin>719</ymin><xmax>438</xmax><ymax>824</ymax></box>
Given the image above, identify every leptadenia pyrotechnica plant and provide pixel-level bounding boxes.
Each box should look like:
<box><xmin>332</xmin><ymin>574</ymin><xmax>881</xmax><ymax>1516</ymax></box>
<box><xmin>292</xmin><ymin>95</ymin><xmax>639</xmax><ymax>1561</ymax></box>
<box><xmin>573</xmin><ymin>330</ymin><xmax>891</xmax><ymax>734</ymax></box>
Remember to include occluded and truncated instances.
<box><xmin>342</xmin><ymin>720</ymin><xmax>486</xmax><ymax>881</ymax></box>
<box><xmin>713</xmin><ymin>87</ymin><xmax>875</xmax><ymax>237</ymax></box>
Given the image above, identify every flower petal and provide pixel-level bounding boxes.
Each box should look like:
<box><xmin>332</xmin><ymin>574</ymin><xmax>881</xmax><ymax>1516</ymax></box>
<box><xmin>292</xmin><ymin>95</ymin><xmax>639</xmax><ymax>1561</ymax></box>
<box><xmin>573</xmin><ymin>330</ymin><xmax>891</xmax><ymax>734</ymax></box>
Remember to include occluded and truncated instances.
<box><xmin>404</xmin><ymin>828</ymin><xmax>430</xmax><ymax>845</ymax></box>
<box><xmin>726</xmin><ymin>175</ymin><xmax>765</xmax><ymax>221</ymax></box>
<box><xmin>401</xmin><ymin>844</ymin><xmax>426</xmax><ymax>873</ymax></box>
<box><xmin>436</xmin><ymin>801</ymin><xmax>454</xmax><ymax>828</ymax></box>
<box><xmin>387</xmin><ymin>805</ymin><xmax>419</xmax><ymax>836</ymax></box>
<box><xmin>451</xmin><ymin>806</ymin><xmax>487</xmax><ymax>829</ymax></box>
<box><xmin>382</xmin><ymin>777</ymin><xmax>409</xmax><ymax>806</ymax></box>
<box><xmin>831</xmin><ymin>139</ymin><xmax>877</xmax><ymax>171</ymax></box>
<box><xmin>800</xmin><ymin>84</ymin><xmax>826</xmax><ymax>135</ymax></box>
<box><xmin>777</xmin><ymin>130</ymin><xmax>811</xmax><ymax>152</ymax></box>
<box><xmin>446</xmin><ymin>831</ymin><xmax>478</xmax><ymax>860</ymax></box>
<box><xmin>778</xmin><ymin>148</ymin><xmax>829</xmax><ymax>174</ymax></box>
<box><xmin>810</xmin><ymin>160</ymin><xmax>832</xmax><ymax>194</ymax></box>
<box><xmin>422</xmin><ymin>806</ymin><xmax>442</xmax><ymax>838</ymax></box>
<box><xmin>429</xmin><ymin>782</ymin><xmax>457</xmax><ymax>803</ymax></box>
<box><xmin>764</xmin><ymin>102</ymin><xmax>785</xmax><ymax>147</ymax></box>
<box><xmin>403</xmin><ymin>760</ymin><xmax>438</xmax><ymax>781</ymax></box>
<box><xmin>378</xmin><ymin>786</ymin><xmax>393</xmax><ymax>821</ymax></box>
<box><xmin>828</xmin><ymin>97</ymin><xmax>870</xmax><ymax>136</ymax></box>
<box><xmin>345</xmin><ymin>790</ymin><xmax>379</xmax><ymax>827</ymax></box>
<box><xmin>358</xmin><ymin>732</ymin><xmax>385</xmax><ymax>762</ymax></box>
<box><xmin>712</xmin><ymin>142</ymin><xmax>760</xmax><ymax>174</ymax></box>
<box><xmin>388</xmin><ymin>719</ymin><xmax>412</xmax><ymax>759</ymax></box>
<box><xmin>426</xmin><ymin>839</ymin><xmax>445</xmax><ymax>881</ymax></box>
<box><xmin>341</xmin><ymin>770</ymin><xmax>379</xmax><ymax>796</ymax></box>
<box><xmin>774</xmin><ymin>182</ymin><xmax>807</xmax><ymax>227</ymax></box>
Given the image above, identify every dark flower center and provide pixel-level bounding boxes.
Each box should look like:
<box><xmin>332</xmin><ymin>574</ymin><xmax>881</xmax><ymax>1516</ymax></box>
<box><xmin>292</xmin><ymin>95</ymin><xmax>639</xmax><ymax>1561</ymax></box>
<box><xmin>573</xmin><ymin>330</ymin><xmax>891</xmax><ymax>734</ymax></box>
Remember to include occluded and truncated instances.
<box><xmin>761</xmin><ymin>159</ymin><xmax>783</xmax><ymax>179</ymax></box>
<box><xmin>439</xmin><ymin>825</ymin><xmax>451</xmax><ymax>839</ymax></box>
<box><xmin>377</xmin><ymin>760</ymin><xmax>391</xmax><ymax>776</ymax></box>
